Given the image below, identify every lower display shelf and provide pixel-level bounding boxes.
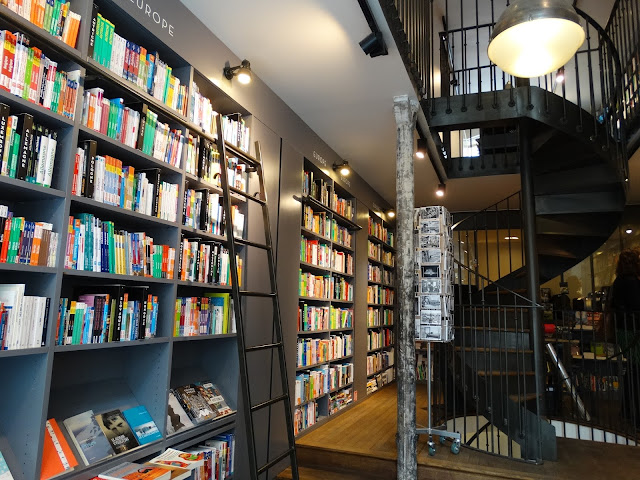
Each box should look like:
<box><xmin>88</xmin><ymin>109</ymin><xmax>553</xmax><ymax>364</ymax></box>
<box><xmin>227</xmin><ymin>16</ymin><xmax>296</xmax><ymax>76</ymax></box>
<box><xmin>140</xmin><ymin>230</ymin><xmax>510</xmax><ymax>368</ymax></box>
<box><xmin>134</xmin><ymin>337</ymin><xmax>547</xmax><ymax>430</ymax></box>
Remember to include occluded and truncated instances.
<box><xmin>367</xmin><ymin>364</ymin><xmax>395</xmax><ymax>378</ymax></box>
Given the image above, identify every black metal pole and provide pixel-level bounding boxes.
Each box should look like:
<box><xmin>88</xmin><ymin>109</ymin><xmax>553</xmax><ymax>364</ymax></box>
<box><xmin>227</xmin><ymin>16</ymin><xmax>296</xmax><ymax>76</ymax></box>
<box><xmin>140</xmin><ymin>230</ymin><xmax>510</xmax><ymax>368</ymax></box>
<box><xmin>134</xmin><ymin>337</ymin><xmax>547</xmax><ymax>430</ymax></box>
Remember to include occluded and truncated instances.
<box><xmin>519</xmin><ymin>120</ymin><xmax>546</xmax><ymax>431</ymax></box>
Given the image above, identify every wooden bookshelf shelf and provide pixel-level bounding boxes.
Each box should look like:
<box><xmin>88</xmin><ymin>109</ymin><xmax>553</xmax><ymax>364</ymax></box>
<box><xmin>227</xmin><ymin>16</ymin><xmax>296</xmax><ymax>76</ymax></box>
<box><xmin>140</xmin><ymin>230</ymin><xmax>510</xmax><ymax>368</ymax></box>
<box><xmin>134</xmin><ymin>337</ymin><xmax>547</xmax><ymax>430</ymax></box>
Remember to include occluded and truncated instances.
<box><xmin>180</xmin><ymin>226</ymin><xmax>227</xmax><ymax>243</ymax></box>
<box><xmin>0</xmin><ymin>175</ymin><xmax>66</xmax><ymax>200</ymax></box>
<box><xmin>53</xmin><ymin>337</ymin><xmax>171</xmax><ymax>352</ymax></box>
<box><xmin>331</xmin><ymin>299</ymin><xmax>354</xmax><ymax>304</ymax></box>
<box><xmin>224</xmin><ymin>141</ymin><xmax>259</xmax><ymax>167</ymax></box>
<box><xmin>331</xmin><ymin>241</ymin><xmax>354</xmax><ymax>252</ymax></box>
<box><xmin>0</xmin><ymin>347</ymin><xmax>48</xmax><ymax>358</ymax></box>
<box><xmin>367</xmin><ymin>324</ymin><xmax>394</xmax><ymax>329</ymax></box>
<box><xmin>299</xmin><ymin>296</ymin><xmax>331</xmax><ymax>302</ymax></box>
<box><xmin>329</xmin><ymin>354</ymin><xmax>353</xmax><ymax>363</ymax></box>
<box><xmin>295</xmin><ymin>393</ymin><xmax>328</xmax><ymax>408</ymax></box>
<box><xmin>0</xmin><ymin>262</ymin><xmax>58</xmax><ymax>274</ymax></box>
<box><xmin>0</xmin><ymin>86</ymin><xmax>76</xmax><ymax>128</ymax></box>
<box><xmin>63</xmin><ymin>268</ymin><xmax>175</xmax><ymax>284</ymax></box>
<box><xmin>300</xmin><ymin>227</ymin><xmax>331</xmax><ymax>242</ymax></box>
<box><xmin>297</xmin><ymin>329</ymin><xmax>330</xmax><ymax>335</ymax></box>
<box><xmin>71</xmin><ymin>195</ymin><xmax>179</xmax><ymax>228</ymax></box>
<box><xmin>176</xmin><ymin>280</ymin><xmax>233</xmax><ymax>289</ymax></box>
<box><xmin>172</xmin><ymin>333</ymin><xmax>237</xmax><ymax>342</ymax></box>
<box><xmin>330</xmin><ymin>327</ymin><xmax>353</xmax><ymax>333</ymax></box>
<box><xmin>296</xmin><ymin>361</ymin><xmax>327</xmax><ymax>371</ymax></box>
<box><xmin>164</xmin><ymin>412</ymin><xmax>237</xmax><ymax>447</ymax></box>
<box><xmin>77</xmin><ymin>125</ymin><xmax>184</xmax><ymax>174</ymax></box>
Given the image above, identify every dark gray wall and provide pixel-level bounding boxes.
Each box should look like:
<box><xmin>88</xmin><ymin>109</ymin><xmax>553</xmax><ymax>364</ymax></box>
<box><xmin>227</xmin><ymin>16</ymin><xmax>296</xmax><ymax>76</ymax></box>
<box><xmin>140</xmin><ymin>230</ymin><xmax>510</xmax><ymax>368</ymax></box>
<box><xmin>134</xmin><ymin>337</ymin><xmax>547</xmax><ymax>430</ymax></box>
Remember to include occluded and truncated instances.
<box><xmin>106</xmin><ymin>1</ymin><xmax>397</xmax><ymax>477</ymax></box>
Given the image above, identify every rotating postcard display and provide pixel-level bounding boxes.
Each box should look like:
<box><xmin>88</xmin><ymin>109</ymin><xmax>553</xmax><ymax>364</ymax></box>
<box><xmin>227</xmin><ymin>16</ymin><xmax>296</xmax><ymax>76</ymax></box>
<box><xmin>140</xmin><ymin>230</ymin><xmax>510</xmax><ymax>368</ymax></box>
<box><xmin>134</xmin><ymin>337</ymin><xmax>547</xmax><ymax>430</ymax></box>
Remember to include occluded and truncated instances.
<box><xmin>414</xmin><ymin>206</ymin><xmax>454</xmax><ymax>342</ymax></box>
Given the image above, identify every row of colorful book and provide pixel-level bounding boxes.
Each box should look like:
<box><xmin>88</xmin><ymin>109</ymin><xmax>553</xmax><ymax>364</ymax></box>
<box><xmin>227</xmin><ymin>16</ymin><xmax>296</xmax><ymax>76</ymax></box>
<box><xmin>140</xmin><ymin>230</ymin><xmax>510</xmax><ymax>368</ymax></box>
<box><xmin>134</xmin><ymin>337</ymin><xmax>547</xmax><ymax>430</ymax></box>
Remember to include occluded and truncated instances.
<box><xmin>173</xmin><ymin>294</ymin><xmax>235</xmax><ymax>337</ymax></box>
<box><xmin>0</xmin><ymin>283</ymin><xmax>48</xmax><ymax>350</ymax></box>
<box><xmin>65</xmin><ymin>214</ymin><xmax>175</xmax><ymax>279</ymax></box>
<box><xmin>91</xmin><ymin>8</ymin><xmax>188</xmax><ymax>116</ymax></box>
<box><xmin>297</xmin><ymin>304</ymin><xmax>353</xmax><ymax>332</ymax></box>
<box><xmin>296</xmin><ymin>333</ymin><xmax>353</xmax><ymax>368</ymax></box>
<box><xmin>0</xmin><ymin>107</ymin><xmax>58</xmax><ymax>186</ymax></box>
<box><xmin>1</xmin><ymin>0</ymin><xmax>81</xmax><ymax>48</ymax></box>
<box><xmin>0</xmin><ymin>205</ymin><xmax>59</xmax><ymax>267</ymax></box>
<box><xmin>0</xmin><ymin>30</ymin><xmax>80</xmax><ymax>117</ymax></box>
<box><xmin>185</xmin><ymin>136</ymin><xmax>220</xmax><ymax>185</ymax></box>
<box><xmin>56</xmin><ymin>284</ymin><xmax>158</xmax><ymax>345</ymax></box>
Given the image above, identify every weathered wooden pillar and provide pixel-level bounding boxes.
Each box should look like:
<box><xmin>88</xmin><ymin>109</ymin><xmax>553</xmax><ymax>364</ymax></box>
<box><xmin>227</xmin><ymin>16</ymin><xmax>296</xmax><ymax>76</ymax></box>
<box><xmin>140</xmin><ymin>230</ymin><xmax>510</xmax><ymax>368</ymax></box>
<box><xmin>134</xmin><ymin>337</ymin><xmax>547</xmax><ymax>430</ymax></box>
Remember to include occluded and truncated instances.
<box><xmin>394</xmin><ymin>94</ymin><xmax>419</xmax><ymax>480</ymax></box>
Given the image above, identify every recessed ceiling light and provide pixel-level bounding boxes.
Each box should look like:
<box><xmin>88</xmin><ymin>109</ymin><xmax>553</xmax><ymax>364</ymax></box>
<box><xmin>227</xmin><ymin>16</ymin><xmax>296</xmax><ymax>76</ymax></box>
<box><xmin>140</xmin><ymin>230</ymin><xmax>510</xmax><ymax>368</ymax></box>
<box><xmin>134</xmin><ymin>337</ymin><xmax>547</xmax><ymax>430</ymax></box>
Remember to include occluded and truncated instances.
<box><xmin>505</xmin><ymin>236</ymin><xmax>519</xmax><ymax>240</ymax></box>
<box><xmin>626</xmin><ymin>229</ymin><xmax>633</xmax><ymax>234</ymax></box>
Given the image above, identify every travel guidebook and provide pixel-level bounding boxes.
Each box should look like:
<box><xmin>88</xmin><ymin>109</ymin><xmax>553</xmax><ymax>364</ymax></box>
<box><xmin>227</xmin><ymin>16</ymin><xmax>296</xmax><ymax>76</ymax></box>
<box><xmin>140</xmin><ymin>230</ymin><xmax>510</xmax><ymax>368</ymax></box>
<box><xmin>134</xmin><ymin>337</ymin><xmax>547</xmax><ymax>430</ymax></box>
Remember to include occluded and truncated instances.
<box><xmin>122</xmin><ymin>406</ymin><xmax>162</xmax><ymax>445</ymax></box>
<box><xmin>95</xmin><ymin>409</ymin><xmax>139</xmax><ymax>454</ymax></box>
<box><xmin>63</xmin><ymin>410</ymin><xmax>114</xmax><ymax>465</ymax></box>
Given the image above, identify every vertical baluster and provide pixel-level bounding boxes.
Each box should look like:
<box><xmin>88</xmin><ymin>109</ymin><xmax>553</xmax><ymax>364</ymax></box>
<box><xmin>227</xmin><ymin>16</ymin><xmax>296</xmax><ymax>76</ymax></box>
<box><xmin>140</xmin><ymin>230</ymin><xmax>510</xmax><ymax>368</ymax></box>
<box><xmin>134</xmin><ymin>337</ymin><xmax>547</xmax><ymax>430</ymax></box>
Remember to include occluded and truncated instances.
<box><xmin>598</xmin><ymin>38</ymin><xmax>611</xmax><ymax>153</ymax></box>
<box><xmin>506</xmin><ymin>195</ymin><xmax>512</xmax><ymax>273</ymax></box>
<box><xmin>585</xmin><ymin>24</ymin><xmax>599</xmax><ymax>137</ymax></box>
<box><xmin>561</xmin><ymin>61</ymin><xmax>568</xmax><ymax>122</ymax></box>
<box><xmin>544</xmin><ymin>74</ymin><xmax>549</xmax><ymax>113</ymax></box>
<box><xmin>461</xmin><ymin>0</ymin><xmax>467</xmax><ymax>109</ymax></box>
<box><xmin>476</xmin><ymin>0</ymin><xmax>482</xmax><ymax>102</ymax></box>
<box><xmin>575</xmin><ymin>43</ymin><xmax>584</xmax><ymax>130</ymax></box>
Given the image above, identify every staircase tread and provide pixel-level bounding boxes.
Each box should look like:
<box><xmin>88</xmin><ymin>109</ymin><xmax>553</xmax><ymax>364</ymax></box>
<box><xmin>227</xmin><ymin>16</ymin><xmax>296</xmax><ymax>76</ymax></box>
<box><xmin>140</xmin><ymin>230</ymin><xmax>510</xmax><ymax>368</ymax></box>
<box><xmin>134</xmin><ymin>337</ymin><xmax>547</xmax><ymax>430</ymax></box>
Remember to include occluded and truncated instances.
<box><xmin>509</xmin><ymin>393</ymin><xmax>542</xmax><ymax>402</ymax></box>
<box><xmin>455</xmin><ymin>326</ymin><xmax>530</xmax><ymax>333</ymax></box>
<box><xmin>477</xmin><ymin>370</ymin><xmax>536</xmax><ymax>376</ymax></box>
<box><xmin>455</xmin><ymin>346</ymin><xmax>534</xmax><ymax>354</ymax></box>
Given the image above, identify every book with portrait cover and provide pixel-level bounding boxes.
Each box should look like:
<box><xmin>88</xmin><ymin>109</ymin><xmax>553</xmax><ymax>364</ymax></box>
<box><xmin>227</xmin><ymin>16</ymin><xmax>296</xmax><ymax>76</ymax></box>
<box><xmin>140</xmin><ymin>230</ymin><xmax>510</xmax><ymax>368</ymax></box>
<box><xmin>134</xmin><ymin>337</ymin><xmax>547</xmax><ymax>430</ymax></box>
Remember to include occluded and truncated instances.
<box><xmin>94</xmin><ymin>409</ymin><xmax>139</xmax><ymax>454</ymax></box>
<box><xmin>63</xmin><ymin>410</ymin><xmax>114</xmax><ymax>466</ymax></box>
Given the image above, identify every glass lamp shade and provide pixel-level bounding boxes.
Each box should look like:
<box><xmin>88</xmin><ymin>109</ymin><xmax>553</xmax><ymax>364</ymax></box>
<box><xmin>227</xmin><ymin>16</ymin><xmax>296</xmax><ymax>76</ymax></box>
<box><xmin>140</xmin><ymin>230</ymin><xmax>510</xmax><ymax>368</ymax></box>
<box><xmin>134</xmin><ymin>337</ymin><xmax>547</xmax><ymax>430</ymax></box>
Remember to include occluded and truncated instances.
<box><xmin>488</xmin><ymin>0</ymin><xmax>585</xmax><ymax>78</ymax></box>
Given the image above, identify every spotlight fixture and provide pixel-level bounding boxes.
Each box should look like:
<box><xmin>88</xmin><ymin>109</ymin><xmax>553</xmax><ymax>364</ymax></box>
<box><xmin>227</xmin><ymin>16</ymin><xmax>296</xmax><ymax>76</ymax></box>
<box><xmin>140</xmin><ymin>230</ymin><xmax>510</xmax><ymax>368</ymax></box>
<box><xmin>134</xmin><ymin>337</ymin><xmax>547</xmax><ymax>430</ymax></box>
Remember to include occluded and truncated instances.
<box><xmin>333</xmin><ymin>160</ymin><xmax>351</xmax><ymax>177</ymax></box>
<box><xmin>505</xmin><ymin>236</ymin><xmax>520</xmax><ymax>240</ymax></box>
<box><xmin>223</xmin><ymin>59</ymin><xmax>252</xmax><ymax>84</ymax></box>
<box><xmin>416</xmin><ymin>138</ymin><xmax>427</xmax><ymax>159</ymax></box>
<box><xmin>359</xmin><ymin>31</ymin><xmax>388</xmax><ymax>57</ymax></box>
<box><xmin>556</xmin><ymin>66</ymin><xmax>565</xmax><ymax>83</ymax></box>
<box><xmin>488</xmin><ymin>0</ymin><xmax>585</xmax><ymax>78</ymax></box>
<box><xmin>435</xmin><ymin>183</ymin><xmax>446</xmax><ymax>197</ymax></box>
<box><xmin>626</xmin><ymin>229</ymin><xmax>633</xmax><ymax>234</ymax></box>
<box><xmin>387</xmin><ymin>210</ymin><xmax>395</xmax><ymax>218</ymax></box>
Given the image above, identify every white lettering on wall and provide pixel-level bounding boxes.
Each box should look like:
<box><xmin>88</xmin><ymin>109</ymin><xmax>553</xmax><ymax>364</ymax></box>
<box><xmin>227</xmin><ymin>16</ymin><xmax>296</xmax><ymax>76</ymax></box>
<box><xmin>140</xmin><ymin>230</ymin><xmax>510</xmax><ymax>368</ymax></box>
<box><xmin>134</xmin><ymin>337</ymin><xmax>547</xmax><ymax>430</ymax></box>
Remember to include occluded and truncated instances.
<box><xmin>312</xmin><ymin>151</ymin><xmax>326</xmax><ymax>166</ymax></box>
<box><xmin>129</xmin><ymin>0</ymin><xmax>174</xmax><ymax>36</ymax></box>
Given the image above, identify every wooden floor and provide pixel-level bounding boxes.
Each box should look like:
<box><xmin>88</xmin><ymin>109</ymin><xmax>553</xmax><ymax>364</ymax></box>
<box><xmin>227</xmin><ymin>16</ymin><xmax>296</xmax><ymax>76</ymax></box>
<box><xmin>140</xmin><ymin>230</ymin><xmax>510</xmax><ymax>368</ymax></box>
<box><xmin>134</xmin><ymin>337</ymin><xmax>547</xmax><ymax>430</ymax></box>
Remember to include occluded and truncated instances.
<box><xmin>278</xmin><ymin>383</ymin><xmax>640</xmax><ymax>480</ymax></box>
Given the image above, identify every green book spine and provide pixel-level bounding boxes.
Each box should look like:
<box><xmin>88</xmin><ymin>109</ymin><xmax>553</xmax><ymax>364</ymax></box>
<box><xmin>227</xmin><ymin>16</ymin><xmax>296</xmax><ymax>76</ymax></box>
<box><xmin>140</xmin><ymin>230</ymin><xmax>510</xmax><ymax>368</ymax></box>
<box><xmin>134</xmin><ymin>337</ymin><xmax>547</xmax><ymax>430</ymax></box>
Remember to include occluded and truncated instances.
<box><xmin>163</xmin><ymin>66</ymin><xmax>172</xmax><ymax>103</ymax></box>
<box><xmin>95</xmin><ymin>14</ymin><xmax>105</xmax><ymax>65</ymax></box>
<box><xmin>50</xmin><ymin>0</ymin><xmax>61</xmax><ymax>35</ymax></box>
<box><xmin>9</xmin><ymin>132</ymin><xmax>21</xmax><ymax>179</ymax></box>
<box><xmin>108</xmin><ymin>222</ymin><xmax>115</xmax><ymax>274</ymax></box>
<box><xmin>43</xmin><ymin>1</ymin><xmax>53</xmax><ymax>34</ymax></box>
<box><xmin>107</xmin><ymin>101</ymin><xmax>116</xmax><ymax>139</ymax></box>
<box><xmin>105</xmin><ymin>19</ymin><xmax>115</xmax><ymax>69</ymax></box>
<box><xmin>23</xmin><ymin>48</ymin><xmax>33</xmax><ymax>100</ymax></box>
<box><xmin>7</xmin><ymin>217</ymin><xmax>24</xmax><ymax>263</ymax></box>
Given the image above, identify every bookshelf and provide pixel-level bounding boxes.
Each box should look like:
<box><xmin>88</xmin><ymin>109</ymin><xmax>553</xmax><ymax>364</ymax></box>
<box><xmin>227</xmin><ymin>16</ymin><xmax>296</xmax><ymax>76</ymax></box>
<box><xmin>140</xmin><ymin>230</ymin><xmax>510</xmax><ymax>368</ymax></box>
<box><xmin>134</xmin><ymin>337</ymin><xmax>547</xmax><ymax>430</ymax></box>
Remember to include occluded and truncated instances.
<box><xmin>366</xmin><ymin>210</ymin><xmax>396</xmax><ymax>395</ymax></box>
<box><xmin>294</xmin><ymin>158</ymin><xmax>359</xmax><ymax>436</ymax></box>
<box><xmin>0</xmin><ymin>1</ymin><xmax>261</xmax><ymax>478</ymax></box>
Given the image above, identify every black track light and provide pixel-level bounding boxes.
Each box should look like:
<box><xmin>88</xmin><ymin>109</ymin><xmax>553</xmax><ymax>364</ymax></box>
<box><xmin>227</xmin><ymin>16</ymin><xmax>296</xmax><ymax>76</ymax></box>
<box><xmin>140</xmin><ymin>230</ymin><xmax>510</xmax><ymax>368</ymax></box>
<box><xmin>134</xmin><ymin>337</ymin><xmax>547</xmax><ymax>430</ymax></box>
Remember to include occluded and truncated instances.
<box><xmin>333</xmin><ymin>160</ymin><xmax>351</xmax><ymax>176</ymax></box>
<box><xmin>224</xmin><ymin>59</ymin><xmax>252</xmax><ymax>84</ymax></box>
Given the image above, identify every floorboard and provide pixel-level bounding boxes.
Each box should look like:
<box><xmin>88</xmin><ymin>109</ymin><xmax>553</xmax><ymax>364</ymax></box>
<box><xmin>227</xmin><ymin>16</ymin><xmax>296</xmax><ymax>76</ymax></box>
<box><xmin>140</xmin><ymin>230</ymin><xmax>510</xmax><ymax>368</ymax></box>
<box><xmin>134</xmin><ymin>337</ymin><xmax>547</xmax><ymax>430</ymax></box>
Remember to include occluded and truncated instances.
<box><xmin>278</xmin><ymin>383</ymin><xmax>640</xmax><ymax>480</ymax></box>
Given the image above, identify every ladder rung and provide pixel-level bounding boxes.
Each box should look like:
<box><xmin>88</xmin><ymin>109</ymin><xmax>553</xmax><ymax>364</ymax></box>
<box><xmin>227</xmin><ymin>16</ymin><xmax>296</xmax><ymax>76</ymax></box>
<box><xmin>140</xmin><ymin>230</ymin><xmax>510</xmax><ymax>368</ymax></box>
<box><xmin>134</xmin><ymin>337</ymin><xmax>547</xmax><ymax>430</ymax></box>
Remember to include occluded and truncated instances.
<box><xmin>246</xmin><ymin>342</ymin><xmax>282</xmax><ymax>352</ymax></box>
<box><xmin>251</xmin><ymin>393</ymin><xmax>289</xmax><ymax>412</ymax></box>
<box><xmin>240</xmin><ymin>290</ymin><xmax>276</xmax><ymax>297</ymax></box>
<box><xmin>234</xmin><ymin>238</ymin><xmax>270</xmax><ymax>250</ymax></box>
<box><xmin>257</xmin><ymin>447</ymin><xmax>296</xmax><ymax>475</ymax></box>
<box><xmin>229</xmin><ymin>186</ymin><xmax>266</xmax><ymax>205</ymax></box>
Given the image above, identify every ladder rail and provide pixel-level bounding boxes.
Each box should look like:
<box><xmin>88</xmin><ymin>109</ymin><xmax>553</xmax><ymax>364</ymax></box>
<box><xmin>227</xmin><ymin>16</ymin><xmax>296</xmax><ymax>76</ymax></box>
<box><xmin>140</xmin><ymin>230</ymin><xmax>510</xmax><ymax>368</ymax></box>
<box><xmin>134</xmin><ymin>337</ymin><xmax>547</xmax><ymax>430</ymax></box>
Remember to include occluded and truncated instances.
<box><xmin>217</xmin><ymin>114</ymin><xmax>298</xmax><ymax>480</ymax></box>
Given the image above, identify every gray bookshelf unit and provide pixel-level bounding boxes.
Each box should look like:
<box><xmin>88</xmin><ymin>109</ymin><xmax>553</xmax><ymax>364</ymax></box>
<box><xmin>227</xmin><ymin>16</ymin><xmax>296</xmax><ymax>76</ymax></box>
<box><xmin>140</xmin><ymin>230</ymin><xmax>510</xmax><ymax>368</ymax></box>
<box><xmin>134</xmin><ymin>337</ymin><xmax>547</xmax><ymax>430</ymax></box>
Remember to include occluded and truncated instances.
<box><xmin>294</xmin><ymin>158</ymin><xmax>360</xmax><ymax>436</ymax></box>
<box><xmin>366</xmin><ymin>210</ymin><xmax>396</xmax><ymax>394</ymax></box>
<box><xmin>0</xmin><ymin>1</ymin><xmax>269</xmax><ymax>478</ymax></box>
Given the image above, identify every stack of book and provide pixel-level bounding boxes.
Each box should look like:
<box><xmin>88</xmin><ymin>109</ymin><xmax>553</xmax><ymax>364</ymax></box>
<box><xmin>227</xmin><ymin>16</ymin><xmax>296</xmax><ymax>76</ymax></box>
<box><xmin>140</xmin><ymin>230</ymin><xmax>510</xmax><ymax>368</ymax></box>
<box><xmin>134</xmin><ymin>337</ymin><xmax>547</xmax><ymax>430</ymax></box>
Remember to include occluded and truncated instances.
<box><xmin>167</xmin><ymin>382</ymin><xmax>233</xmax><ymax>435</ymax></box>
<box><xmin>189</xmin><ymin>82</ymin><xmax>218</xmax><ymax>137</ymax></box>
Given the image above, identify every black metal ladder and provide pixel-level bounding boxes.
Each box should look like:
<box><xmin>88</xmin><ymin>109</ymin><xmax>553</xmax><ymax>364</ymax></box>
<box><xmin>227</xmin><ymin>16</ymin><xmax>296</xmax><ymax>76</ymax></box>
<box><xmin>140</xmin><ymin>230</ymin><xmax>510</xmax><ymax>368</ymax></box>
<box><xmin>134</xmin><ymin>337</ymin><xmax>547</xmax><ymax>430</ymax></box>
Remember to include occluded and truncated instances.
<box><xmin>217</xmin><ymin>117</ymin><xmax>299</xmax><ymax>480</ymax></box>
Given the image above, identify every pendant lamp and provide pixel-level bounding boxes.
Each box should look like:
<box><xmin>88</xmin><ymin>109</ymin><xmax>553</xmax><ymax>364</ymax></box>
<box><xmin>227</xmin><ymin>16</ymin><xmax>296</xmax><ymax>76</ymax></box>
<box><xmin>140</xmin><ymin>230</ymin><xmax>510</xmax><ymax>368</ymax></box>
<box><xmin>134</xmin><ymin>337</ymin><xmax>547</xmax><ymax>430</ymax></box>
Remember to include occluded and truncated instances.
<box><xmin>488</xmin><ymin>0</ymin><xmax>585</xmax><ymax>78</ymax></box>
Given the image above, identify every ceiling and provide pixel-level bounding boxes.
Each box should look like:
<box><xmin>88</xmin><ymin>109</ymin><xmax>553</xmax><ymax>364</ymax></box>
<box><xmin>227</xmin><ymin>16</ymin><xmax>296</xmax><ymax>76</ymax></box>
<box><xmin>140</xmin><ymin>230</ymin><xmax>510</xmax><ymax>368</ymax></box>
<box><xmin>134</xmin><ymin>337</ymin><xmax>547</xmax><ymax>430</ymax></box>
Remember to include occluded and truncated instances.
<box><xmin>179</xmin><ymin>0</ymin><xmax>627</xmax><ymax>212</ymax></box>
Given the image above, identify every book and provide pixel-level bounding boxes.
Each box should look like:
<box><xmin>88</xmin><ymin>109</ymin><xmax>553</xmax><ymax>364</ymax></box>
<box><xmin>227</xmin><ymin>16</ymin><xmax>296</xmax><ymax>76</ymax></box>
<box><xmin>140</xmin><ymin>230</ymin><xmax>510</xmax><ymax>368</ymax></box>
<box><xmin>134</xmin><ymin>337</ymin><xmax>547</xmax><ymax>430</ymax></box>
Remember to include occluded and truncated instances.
<box><xmin>98</xmin><ymin>462</ymin><xmax>170</xmax><ymax>480</ymax></box>
<box><xmin>194</xmin><ymin>382</ymin><xmax>233</xmax><ymax>416</ymax></box>
<box><xmin>148</xmin><ymin>449</ymin><xmax>204</xmax><ymax>471</ymax></box>
<box><xmin>40</xmin><ymin>418</ymin><xmax>79</xmax><ymax>480</ymax></box>
<box><xmin>94</xmin><ymin>409</ymin><xmax>139</xmax><ymax>454</ymax></box>
<box><xmin>62</xmin><ymin>410</ymin><xmax>113</xmax><ymax>466</ymax></box>
<box><xmin>0</xmin><ymin>451</ymin><xmax>14</xmax><ymax>480</ymax></box>
<box><xmin>121</xmin><ymin>406</ymin><xmax>162</xmax><ymax>445</ymax></box>
<box><xmin>166</xmin><ymin>390</ymin><xmax>194</xmax><ymax>435</ymax></box>
<box><xmin>140</xmin><ymin>465</ymin><xmax>190</xmax><ymax>480</ymax></box>
<box><xmin>173</xmin><ymin>384</ymin><xmax>217</xmax><ymax>424</ymax></box>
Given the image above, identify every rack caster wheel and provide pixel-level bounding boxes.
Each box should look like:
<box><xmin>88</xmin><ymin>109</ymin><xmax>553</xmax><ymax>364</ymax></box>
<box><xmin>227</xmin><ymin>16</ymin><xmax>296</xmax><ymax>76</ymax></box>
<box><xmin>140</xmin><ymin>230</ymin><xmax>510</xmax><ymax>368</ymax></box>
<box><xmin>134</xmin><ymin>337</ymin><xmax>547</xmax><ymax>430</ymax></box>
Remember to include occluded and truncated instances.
<box><xmin>439</xmin><ymin>435</ymin><xmax>447</xmax><ymax>445</ymax></box>
<box><xmin>428</xmin><ymin>441</ymin><xmax>436</xmax><ymax>456</ymax></box>
<box><xmin>451</xmin><ymin>440</ymin><xmax>461</xmax><ymax>455</ymax></box>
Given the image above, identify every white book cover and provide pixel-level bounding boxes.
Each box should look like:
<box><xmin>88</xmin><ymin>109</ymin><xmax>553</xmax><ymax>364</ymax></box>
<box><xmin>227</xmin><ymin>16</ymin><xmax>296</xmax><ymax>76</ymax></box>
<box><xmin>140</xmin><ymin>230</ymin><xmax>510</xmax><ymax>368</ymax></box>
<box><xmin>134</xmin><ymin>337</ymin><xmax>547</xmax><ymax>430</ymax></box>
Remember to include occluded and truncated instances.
<box><xmin>0</xmin><ymin>284</ymin><xmax>25</xmax><ymax>350</ymax></box>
